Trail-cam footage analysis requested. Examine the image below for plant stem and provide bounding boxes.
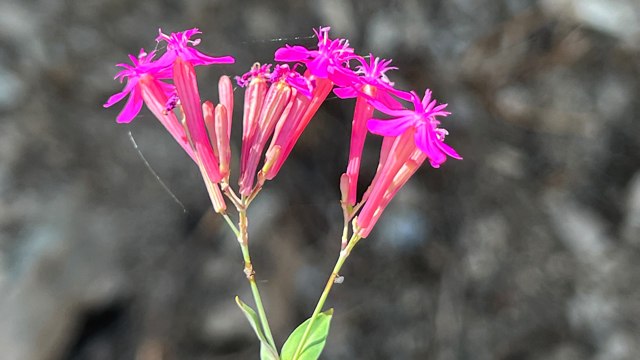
[222,213,240,237]
[341,217,349,251]
[292,234,361,360]
[238,208,277,350]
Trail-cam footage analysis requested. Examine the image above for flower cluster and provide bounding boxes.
[105,26,461,237]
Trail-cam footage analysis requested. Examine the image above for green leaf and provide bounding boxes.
[261,344,279,360]
[280,309,333,360]
[235,296,280,360]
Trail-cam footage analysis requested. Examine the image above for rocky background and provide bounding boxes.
[1,0,639,359]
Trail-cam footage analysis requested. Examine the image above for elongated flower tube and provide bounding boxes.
[355,89,461,237]
[104,49,196,161]
[237,65,300,195]
[342,88,375,207]
[335,56,405,206]
[356,146,427,238]
[173,58,226,212]
[156,28,235,68]
[355,129,417,237]
[173,57,222,183]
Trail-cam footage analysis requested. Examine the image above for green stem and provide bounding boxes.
[238,209,277,350]
[292,234,361,360]
[341,218,349,251]
[222,213,240,237]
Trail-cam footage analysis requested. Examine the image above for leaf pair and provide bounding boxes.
[236,297,333,360]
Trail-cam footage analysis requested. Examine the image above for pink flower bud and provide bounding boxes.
[239,67,268,192]
[239,80,292,195]
[203,101,219,158]
[215,104,231,179]
[218,76,234,138]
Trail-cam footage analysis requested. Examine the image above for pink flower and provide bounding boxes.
[274,27,356,86]
[333,55,397,102]
[335,56,402,206]
[367,89,460,168]
[156,28,235,67]
[104,49,169,123]
[355,89,461,237]
[104,49,195,160]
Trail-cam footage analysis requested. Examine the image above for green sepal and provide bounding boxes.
[280,309,334,360]
[235,296,280,360]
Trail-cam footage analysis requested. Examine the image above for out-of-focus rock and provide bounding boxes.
[545,191,612,263]
[541,0,640,49]
[0,185,129,360]
[621,172,640,247]
[0,67,25,110]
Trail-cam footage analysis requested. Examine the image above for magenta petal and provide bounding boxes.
[392,89,414,102]
[211,55,235,64]
[193,52,235,65]
[368,98,412,117]
[436,139,462,159]
[115,87,143,123]
[414,126,429,154]
[307,56,329,78]
[333,86,357,99]
[427,132,447,166]
[421,90,433,108]
[327,68,356,87]
[104,81,134,107]
[367,118,413,136]
[274,46,311,62]
[415,129,446,166]
[183,28,201,38]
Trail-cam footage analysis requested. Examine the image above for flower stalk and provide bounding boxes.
[292,233,361,360]
[237,206,277,350]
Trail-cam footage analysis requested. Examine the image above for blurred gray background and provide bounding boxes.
[1,0,639,359]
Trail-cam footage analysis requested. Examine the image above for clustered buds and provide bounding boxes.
[105,26,461,236]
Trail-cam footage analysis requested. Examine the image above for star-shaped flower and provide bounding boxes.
[367,89,461,167]
[103,49,173,123]
[274,26,356,86]
[155,28,235,67]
